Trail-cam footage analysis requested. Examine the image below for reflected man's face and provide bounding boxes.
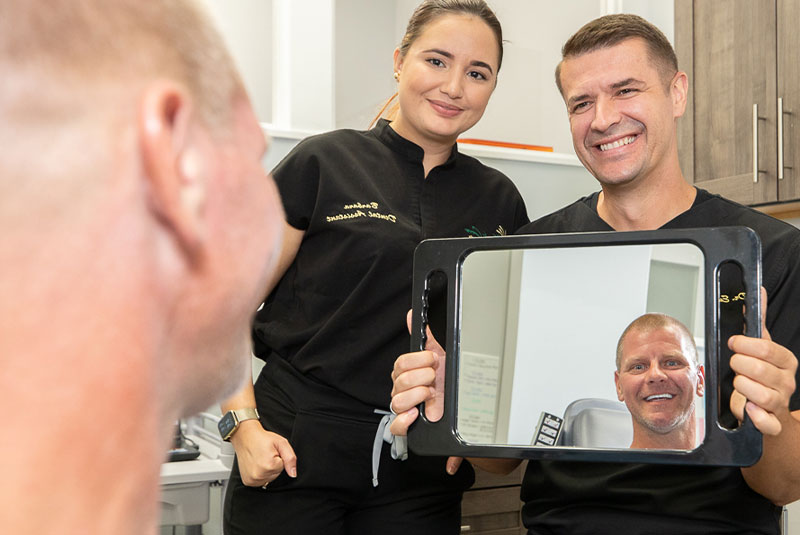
[614,325,704,436]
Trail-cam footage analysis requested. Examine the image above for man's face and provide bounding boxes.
[558,38,685,189]
[614,325,704,436]
[179,98,284,413]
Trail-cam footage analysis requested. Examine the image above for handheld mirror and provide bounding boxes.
[408,227,762,466]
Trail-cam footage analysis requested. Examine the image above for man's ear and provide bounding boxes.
[138,81,207,265]
[614,371,624,401]
[671,71,688,119]
[696,364,705,397]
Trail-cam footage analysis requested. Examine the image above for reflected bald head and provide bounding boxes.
[616,314,698,370]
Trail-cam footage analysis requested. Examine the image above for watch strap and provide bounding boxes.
[231,407,260,423]
[220,407,260,441]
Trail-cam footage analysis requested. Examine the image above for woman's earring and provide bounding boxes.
[393,71,400,82]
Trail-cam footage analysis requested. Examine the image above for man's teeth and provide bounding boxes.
[646,394,674,401]
[599,136,635,151]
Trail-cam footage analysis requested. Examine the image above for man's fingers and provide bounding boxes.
[759,287,772,341]
[391,366,436,397]
[730,390,746,422]
[392,350,437,383]
[732,374,783,414]
[391,385,437,415]
[729,336,794,370]
[405,308,445,356]
[745,401,782,436]
[446,456,463,475]
[389,407,419,436]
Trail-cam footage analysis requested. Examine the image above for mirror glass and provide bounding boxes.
[456,243,705,452]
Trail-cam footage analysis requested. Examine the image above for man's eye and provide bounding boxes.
[631,363,645,372]
[618,88,638,96]
[572,101,589,113]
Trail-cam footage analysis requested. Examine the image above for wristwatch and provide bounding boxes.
[218,408,260,441]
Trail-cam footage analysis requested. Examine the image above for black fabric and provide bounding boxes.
[516,188,800,535]
[253,119,529,408]
[223,358,474,535]
[239,120,527,533]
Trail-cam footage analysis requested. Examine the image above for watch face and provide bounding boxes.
[218,412,237,440]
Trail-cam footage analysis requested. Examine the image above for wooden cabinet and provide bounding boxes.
[460,465,524,535]
[675,0,800,207]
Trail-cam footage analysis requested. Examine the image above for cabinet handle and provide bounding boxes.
[778,97,792,180]
[778,98,783,180]
[460,525,472,532]
[753,104,767,183]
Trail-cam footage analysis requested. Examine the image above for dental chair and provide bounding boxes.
[556,397,632,448]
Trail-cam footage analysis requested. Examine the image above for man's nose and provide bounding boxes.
[591,95,621,132]
[646,363,668,382]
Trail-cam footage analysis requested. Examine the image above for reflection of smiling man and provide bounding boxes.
[614,314,704,449]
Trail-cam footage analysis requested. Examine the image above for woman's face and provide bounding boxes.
[392,14,499,148]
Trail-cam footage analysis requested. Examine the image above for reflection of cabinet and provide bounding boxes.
[675,0,800,208]
[460,465,524,535]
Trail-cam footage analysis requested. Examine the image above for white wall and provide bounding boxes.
[198,0,273,123]
[205,0,674,155]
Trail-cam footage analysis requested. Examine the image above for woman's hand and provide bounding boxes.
[230,420,297,487]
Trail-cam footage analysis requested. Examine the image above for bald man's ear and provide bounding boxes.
[696,365,705,398]
[614,371,624,401]
[139,81,206,265]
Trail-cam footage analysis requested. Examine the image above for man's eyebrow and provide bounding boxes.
[422,48,494,74]
[567,93,590,108]
[567,78,646,108]
[610,77,645,89]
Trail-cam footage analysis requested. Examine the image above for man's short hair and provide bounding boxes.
[615,313,698,371]
[555,13,678,95]
[0,0,242,128]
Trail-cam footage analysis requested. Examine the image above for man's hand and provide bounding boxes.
[230,420,298,487]
[389,310,463,475]
[730,287,798,435]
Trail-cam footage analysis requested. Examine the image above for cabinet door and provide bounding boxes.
[677,0,777,204]
[777,0,800,201]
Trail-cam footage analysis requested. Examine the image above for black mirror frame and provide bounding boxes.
[408,227,763,466]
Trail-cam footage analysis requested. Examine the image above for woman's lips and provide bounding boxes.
[429,99,463,117]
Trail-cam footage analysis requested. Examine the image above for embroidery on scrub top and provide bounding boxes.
[326,201,397,224]
[464,225,509,238]
[719,292,746,303]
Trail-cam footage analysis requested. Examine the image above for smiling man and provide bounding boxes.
[614,314,705,450]
[390,13,800,535]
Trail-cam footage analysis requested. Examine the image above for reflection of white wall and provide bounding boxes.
[648,243,704,339]
[506,246,652,444]
[459,251,513,442]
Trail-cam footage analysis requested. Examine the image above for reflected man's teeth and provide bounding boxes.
[646,393,674,401]
[600,136,636,151]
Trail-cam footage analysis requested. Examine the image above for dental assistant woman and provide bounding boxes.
[221,1,529,533]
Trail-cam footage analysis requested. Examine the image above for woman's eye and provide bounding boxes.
[427,58,444,67]
[468,70,488,81]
